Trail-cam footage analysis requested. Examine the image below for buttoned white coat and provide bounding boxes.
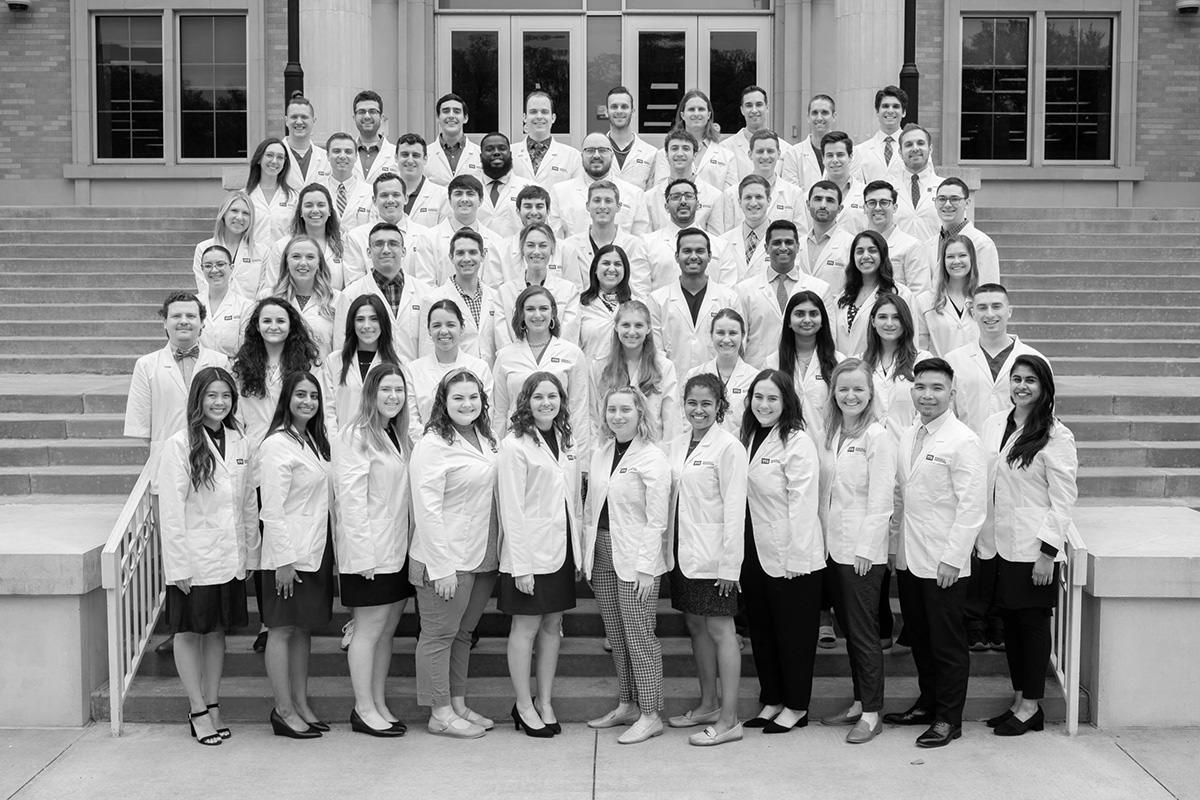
[582,437,672,581]
[332,425,412,575]
[425,137,483,187]
[497,430,583,577]
[258,430,333,572]
[648,280,740,379]
[819,421,896,566]
[669,425,748,582]
[192,236,266,300]
[746,424,823,576]
[332,273,430,362]
[492,337,590,463]
[511,138,582,188]
[946,336,1047,434]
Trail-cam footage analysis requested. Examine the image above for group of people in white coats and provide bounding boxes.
[135,77,1076,749]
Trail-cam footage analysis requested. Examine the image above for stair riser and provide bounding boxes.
[0,322,162,337]
[1003,261,1200,275]
[1055,395,1199,415]
[1079,473,1200,498]
[991,234,1199,246]
[1064,419,1200,440]
[2,245,195,257]
[1002,247,1200,260]
[0,418,125,439]
[0,274,191,289]
[0,219,212,232]
[984,220,1199,234]
[0,393,125,414]
[1009,291,1200,306]
[0,357,138,375]
[1014,324,1200,340]
[0,304,159,320]
[1079,447,1200,468]
[976,208,1200,221]
[0,206,213,218]
[1008,277,1200,291]
[4,472,138,495]
[1018,307,1200,322]
[0,338,165,356]
[0,259,200,273]
[0,443,148,467]
[1027,341,1200,358]
[1052,360,1200,377]
[0,231,212,244]
[0,289,197,303]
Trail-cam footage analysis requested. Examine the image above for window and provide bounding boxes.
[959,14,1114,163]
[93,11,248,161]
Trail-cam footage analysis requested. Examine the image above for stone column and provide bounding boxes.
[299,0,373,143]
[833,0,904,141]
[399,0,436,141]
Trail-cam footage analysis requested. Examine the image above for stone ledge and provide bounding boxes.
[0,503,122,595]
[1078,506,1200,598]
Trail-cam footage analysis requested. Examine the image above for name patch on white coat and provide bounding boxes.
[925,454,948,465]
[236,458,246,465]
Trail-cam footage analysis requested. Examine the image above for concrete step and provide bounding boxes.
[0,217,211,232]
[1013,322,1200,340]
[0,375,129,413]
[1009,290,1200,306]
[0,303,159,320]
[1077,441,1200,468]
[2,244,195,258]
[0,411,125,439]
[0,205,212,218]
[982,219,1199,234]
[0,463,140,494]
[0,354,138,374]
[1077,466,1200,498]
[0,438,148,467]
[1018,306,1200,323]
[0,320,161,337]
[0,259,196,274]
[0,336,163,356]
[975,207,1200,221]
[0,273,190,289]
[1060,415,1200,441]
[0,230,210,245]
[1026,339,1200,359]
[0,288,194,304]
[1007,275,1200,291]
[1049,357,1200,377]
[1056,391,1200,417]
[94,674,1068,724]
[1002,246,1200,260]
[1077,495,1200,510]
[990,233,1200,246]
[1002,260,1199,276]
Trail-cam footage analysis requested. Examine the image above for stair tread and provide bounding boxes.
[0,464,142,474]
[1077,465,1200,475]
[1078,440,1200,449]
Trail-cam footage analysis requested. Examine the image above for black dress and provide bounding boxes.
[670,435,739,617]
[498,429,578,615]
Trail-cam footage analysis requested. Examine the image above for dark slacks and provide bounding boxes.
[895,568,971,726]
[829,561,886,712]
[1001,607,1052,700]
[740,522,822,710]
[965,554,1004,641]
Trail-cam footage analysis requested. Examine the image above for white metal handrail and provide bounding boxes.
[100,465,163,737]
[1051,524,1088,735]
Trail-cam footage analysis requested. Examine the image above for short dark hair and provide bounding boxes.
[808,93,836,113]
[372,172,405,197]
[525,90,553,111]
[938,177,971,200]
[324,131,356,151]
[675,226,711,254]
[481,131,510,147]
[447,174,483,198]
[765,219,799,241]
[864,179,898,203]
[898,123,930,147]
[808,179,843,204]
[449,228,485,255]
[352,89,382,113]
[740,85,768,103]
[739,174,771,198]
[395,133,427,156]
[749,129,780,148]
[820,130,854,157]
[664,129,699,151]
[435,92,469,118]
[972,282,1009,299]
[160,291,206,322]
[606,85,634,104]
[664,177,698,200]
[874,85,908,111]
[515,184,551,208]
[368,222,404,246]
[913,356,954,382]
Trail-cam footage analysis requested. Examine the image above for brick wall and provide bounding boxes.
[0,0,73,184]
[1135,0,1200,182]
[264,1,289,139]
[914,0,946,164]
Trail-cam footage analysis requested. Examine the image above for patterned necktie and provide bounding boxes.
[490,179,501,206]
[745,229,759,264]
[173,346,199,362]
[911,173,921,208]
[773,272,790,312]
[910,425,928,468]
[337,182,348,217]
[884,136,894,165]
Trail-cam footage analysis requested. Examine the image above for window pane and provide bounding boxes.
[708,31,757,136]
[523,31,571,135]
[637,30,685,134]
[451,30,499,133]
[95,16,163,159]
[1043,17,1113,160]
[586,16,621,134]
[179,15,247,158]
[959,17,1028,161]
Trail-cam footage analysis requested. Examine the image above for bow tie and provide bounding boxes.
[173,346,200,362]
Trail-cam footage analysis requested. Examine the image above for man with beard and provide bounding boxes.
[476,132,530,238]
[863,179,931,295]
[648,228,740,378]
[426,93,483,186]
[412,175,504,287]
[798,180,853,293]
[782,94,843,196]
[334,222,429,361]
[350,90,397,186]
[645,130,721,234]
[711,129,806,236]
[893,124,943,243]
[645,178,739,289]
[511,91,581,189]
[342,172,429,284]
[604,86,658,191]
[549,132,650,238]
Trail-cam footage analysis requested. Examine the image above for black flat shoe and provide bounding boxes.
[270,709,321,739]
[351,709,406,738]
[763,713,808,734]
[994,707,1043,737]
[884,706,935,726]
[189,710,222,746]
[155,634,175,656]
[388,719,408,734]
[252,630,268,653]
[511,704,554,738]
[206,703,231,739]
[915,721,961,748]
[986,709,1015,728]
[744,709,781,728]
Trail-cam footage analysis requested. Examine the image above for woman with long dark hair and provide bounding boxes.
[259,370,335,739]
[578,244,634,363]
[590,300,678,445]
[861,292,932,438]
[772,290,844,444]
[834,230,916,357]
[409,299,494,438]
[409,368,501,739]
[245,137,295,245]
[158,366,255,746]
[320,293,402,435]
[497,371,583,737]
[332,363,415,737]
[981,354,1077,736]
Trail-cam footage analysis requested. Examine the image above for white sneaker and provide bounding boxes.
[617,715,664,744]
[340,619,355,651]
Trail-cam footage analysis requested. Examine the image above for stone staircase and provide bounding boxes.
[2,203,1196,724]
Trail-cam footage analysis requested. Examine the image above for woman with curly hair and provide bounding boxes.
[267,182,346,290]
[192,191,266,299]
[158,366,256,746]
[834,229,917,357]
[497,371,583,737]
[589,300,678,446]
[265,235,340,356]
[245,137,295,245]
[408,367,501,739]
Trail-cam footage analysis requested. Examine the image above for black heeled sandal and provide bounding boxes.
[206,703,231,739]
[189,710,222,746]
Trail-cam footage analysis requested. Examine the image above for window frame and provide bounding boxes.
[175,12,251,164]
[69,0,264,177]
[941,0,1141,181]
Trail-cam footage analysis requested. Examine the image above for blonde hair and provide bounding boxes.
[600,386,654,442]
[273,234,336,321]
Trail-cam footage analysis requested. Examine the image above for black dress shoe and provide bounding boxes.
[351,709,405,738]
[986,709,1014,728]
[763,714,809,734]
[388,719,408,734]
[915,721,962,748]
[883,706,935,726]
[270,709,321,739]
[252,630,268,653]
[305,719,331,732]
[994,707,1043,737]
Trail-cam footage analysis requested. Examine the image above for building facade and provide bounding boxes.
[0,0,1196,207]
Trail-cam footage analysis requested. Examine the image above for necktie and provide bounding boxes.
[884,136,894,165]
[910,425,928,468]
[337,182,348,217]
[911,173,921,208]
[173,346,199,362]
[773,272,790,312]
[490,179,501,206]
[745,229,759,264]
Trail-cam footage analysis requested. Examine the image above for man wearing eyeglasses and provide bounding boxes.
[549,132,650,239]
[645,130,721,234]
[893,124,942,242]
[644,178,739,289]
[350,90,398,186]
[923,178,1000,285]
[863,179,933,295]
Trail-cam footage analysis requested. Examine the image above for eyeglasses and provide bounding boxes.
[354,109,382,118]
[935,195,966,206]
[203,261,231,269]
[582,147,613,155]
[667,192,697,202]
[864,199,894,209]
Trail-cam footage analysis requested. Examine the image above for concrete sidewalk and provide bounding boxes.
[2,722,1197,800]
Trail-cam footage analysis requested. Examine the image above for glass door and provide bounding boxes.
[436,15,585,145]
[622,15,771,147]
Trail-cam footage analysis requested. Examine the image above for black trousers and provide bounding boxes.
[829,561,886,712]
[1001,607,1052,700]
[741,523,822,710]
[822,568,893,640]
[965,554,1004,641]
[896,568,971,726]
